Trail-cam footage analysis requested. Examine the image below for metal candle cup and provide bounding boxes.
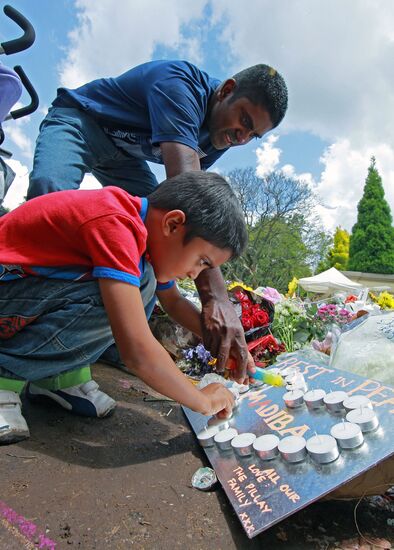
[278,435,307,463]
[214,428,238,451]
[323,391,348,412]
[343,395,373,412]
[303,389,326,409]
[285,373,308,393]
[281,366,299,378]
[253,434,280,460]
[197,425,220,447]
[231,433,256,457]
[306,434,339,464]
[283,389,304,408]
[207,416,230,431]
[330,421,364,449]
[346,408,379,433]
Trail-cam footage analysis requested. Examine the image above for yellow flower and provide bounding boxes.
[286,277,299,298]
[377,291,394,310]
[227,281,253,292]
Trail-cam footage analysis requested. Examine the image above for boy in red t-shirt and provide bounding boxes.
[0,171,250,444]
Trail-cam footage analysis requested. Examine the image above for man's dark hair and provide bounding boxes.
[230,64,288,128]
[148,171,247,259]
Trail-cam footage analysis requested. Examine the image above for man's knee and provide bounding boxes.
[28,173,80,200]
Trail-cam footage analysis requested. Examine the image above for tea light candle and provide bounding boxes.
[283,389,304,408]
[343,395,373,412]
[323,391,348,412]
[303,389,326,409]
[278,435,307,463]
[346,408,379,432]
[207,415,230,431]
[330,421,364,449]
[306,434,339,463]
[197,425,220,447]
[281,366,299,378]
[286,373,308,392]
[214,428,238,451]
[253,434,280,460]
[231,433,256,457]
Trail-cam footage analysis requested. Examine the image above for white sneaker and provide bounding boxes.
[26,379,116,418]
[0,390,30,444]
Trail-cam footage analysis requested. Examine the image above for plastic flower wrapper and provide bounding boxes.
[227,282,275,342]
[254,286,282,305]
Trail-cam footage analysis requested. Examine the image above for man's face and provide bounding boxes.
[208,80,273,150]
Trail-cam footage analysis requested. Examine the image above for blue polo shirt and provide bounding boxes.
[53,60,228,169]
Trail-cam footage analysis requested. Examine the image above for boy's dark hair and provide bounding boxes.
[230,64,288,128]
[148,171,247,259]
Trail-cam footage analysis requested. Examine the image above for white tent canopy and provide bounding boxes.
[298,267,363,294]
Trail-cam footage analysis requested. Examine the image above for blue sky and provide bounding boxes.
[1,0,394,233]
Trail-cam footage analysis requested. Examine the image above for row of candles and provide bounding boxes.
[197,368,380,464]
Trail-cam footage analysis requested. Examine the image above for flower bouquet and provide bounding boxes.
[180,343,217,378]
[248,334,286,367]
[228,283,275,342]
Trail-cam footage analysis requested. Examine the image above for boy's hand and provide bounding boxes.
[199,383,235,417]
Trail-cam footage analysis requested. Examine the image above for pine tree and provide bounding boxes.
[330,227,350,270]
[318,227,349,272]
[348,157,394,273]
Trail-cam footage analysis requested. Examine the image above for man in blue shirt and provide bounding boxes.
[27,59,288,415]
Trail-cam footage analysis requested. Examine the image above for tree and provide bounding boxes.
[317,226,349,272]
[348,157,394,273]
[222,167,331,291]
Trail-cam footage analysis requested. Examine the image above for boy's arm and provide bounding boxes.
[156,284,202,337]
[99,278,234,416]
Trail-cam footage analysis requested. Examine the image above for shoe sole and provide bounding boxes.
[26,384,116,418]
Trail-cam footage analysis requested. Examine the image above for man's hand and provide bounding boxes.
[195,267,251,384]
[199,383,234,417]
[201,297,250,383]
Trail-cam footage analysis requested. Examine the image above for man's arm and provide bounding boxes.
[160,141,252,383]
[156,284,202,337]
[99,278,234,416]
[160,142,201,176]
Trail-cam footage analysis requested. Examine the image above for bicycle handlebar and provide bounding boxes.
[1,5,35,55]
[7,65,39,119]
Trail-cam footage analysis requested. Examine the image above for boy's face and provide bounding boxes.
[149,227,231,283]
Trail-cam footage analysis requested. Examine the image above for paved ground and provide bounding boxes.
[1,363,392,549]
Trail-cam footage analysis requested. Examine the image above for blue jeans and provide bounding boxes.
[0,265,156,382]
[28,106,159,365]
[28,107,159,199]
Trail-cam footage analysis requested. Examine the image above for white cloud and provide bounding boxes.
[255,135,394,233]
[60,0,208,87]
[255,134,281,177]
[315,140,394,232]
[80,173,102,190]
[2,102,34,160]
[211,1,394,146]
[2,159,29,210]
